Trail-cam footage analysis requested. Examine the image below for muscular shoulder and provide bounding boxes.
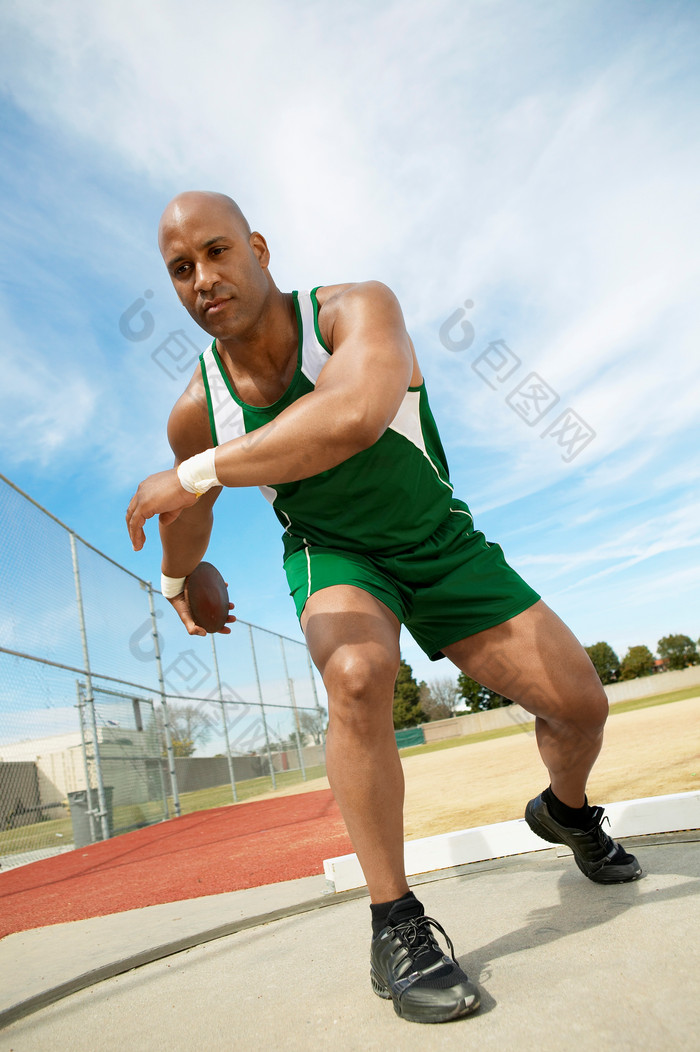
[167,367,213,464]
[315,281,403,350]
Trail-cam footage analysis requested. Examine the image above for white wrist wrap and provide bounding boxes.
[177,448,220,497]
[161,573,186,599]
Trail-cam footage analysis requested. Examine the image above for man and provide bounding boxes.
[126,191,642,1025]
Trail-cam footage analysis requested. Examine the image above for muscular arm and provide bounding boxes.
[214,281,415,487]
[126,281,417,549]
[159,379,221,578]
[155,379,230,636]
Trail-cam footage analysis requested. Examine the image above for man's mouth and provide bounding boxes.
[203,297,229,314]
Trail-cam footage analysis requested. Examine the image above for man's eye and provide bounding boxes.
[174,264,190,276]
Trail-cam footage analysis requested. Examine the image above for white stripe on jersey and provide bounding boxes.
[298,291,331,383]
[388,392,453,492]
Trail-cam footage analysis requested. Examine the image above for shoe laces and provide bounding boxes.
[583,809,620,864]
[391,915,457,965]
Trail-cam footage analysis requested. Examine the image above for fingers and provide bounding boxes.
[169,594,206,637]
[215,603,236,635]
[125,503,147,551]
[125,469,192,551]
[125,488,152,550]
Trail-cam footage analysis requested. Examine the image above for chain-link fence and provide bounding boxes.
[0,474,327,870]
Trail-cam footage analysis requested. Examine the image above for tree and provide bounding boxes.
[393,659,426,729]
[419,682,450,721]
[585,641,620,684]
[456,672,482,713]
[275,728,306,752]
[156,702,213,757]
[299,707,327,745]
[456,673,512,712]
[428,677,460,719]
[619,645,655,681]
[657,634,699,671]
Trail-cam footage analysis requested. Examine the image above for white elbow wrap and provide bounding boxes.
[177,448,220,497]
[161,573,187,599]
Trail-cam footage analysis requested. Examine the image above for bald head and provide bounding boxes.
[158,191,251,253]
[157,189,275,339]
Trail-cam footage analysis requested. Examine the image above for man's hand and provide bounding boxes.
[167,590,236,637]
[126,468,198,551]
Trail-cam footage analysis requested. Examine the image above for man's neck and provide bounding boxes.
[214,289,298,407]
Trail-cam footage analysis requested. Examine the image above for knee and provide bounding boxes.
[324,649,399,731]
[579,679,609,735]
[535,667,608,738]
[556,666,608,738]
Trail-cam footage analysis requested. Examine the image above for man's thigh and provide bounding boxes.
[301,584,402,693]
[443,600,607,725]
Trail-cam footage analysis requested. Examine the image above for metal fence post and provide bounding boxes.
[146,584,181,817]
[280,638,306,779]
[211,636,238,802]
[70,534,110,842]
[306,647,327,753]
[75,681,97,844]
[248,624,277,790]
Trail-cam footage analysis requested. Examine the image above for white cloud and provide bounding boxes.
[0,319,99,467]
[1,0,699,675]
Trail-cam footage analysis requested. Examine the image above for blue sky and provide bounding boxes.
[1,0,699,688]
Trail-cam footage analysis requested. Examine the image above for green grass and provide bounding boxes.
[173,763,328,815]
[606,686,700,715]
[0,814,74,855]
[399,720,536,758]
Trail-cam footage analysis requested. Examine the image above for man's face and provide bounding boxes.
[159,196,271,340]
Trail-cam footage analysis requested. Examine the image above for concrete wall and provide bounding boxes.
[422,705,531,743]
[35,749,84,804]
[273,744,326,772]
[0,730,166,810]
[419,667,700,746]
[0,762,41,828]
[174,755,259,793]
[0,737,87,809]
[604,665,700,704]
[172,744,327,795]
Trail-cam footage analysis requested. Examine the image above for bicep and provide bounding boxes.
[315,283,415,434]
[167,379,217,465]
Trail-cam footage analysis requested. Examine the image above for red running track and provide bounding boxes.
[0,789,353,937]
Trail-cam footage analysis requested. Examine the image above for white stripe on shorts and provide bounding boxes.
[304,543,312,602]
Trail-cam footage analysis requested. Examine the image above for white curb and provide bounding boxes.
[323,790,700,892]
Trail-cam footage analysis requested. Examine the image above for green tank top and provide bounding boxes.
[200,287,470,559]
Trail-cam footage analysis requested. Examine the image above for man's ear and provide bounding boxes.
[250,231,270,267]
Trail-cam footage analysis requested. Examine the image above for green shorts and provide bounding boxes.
[284,505,540,660]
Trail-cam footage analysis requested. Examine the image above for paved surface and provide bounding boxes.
[1,832,699,1051]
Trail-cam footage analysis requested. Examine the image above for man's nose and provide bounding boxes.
[193,261,219,292]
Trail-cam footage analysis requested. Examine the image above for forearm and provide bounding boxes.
[160,502,214,577]
[213,388,375,489]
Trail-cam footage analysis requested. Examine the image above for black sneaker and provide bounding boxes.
[370,912,480,1024]
[525,793,642,884]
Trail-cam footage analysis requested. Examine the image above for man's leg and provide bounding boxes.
[301,584,408,903]
[443,598,641,883]
[302,584,481,1022]
[443,599,606,807]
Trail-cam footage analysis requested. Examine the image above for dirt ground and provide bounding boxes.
[402,695,700,838]
[265,696,700,840]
